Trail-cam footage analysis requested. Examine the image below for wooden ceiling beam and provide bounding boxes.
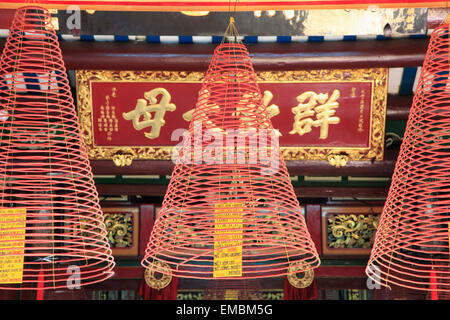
[91,148,399,177]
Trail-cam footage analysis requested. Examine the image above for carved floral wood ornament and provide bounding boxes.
[104,213,134,248]
[101,207,139,257]
[321,206,383,257]
[328,214,380,249]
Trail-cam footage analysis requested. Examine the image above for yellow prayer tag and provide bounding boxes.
[0,208,26,284]
[213,203,243,278]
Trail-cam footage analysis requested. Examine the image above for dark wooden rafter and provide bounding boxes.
[386,95,412,120]
[91,148,399,177]
[77,265,369,293]
[92,147,396,197]
[102,264,367,280]
[95,183,388,198]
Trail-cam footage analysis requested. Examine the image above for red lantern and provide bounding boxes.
[0,7,115,290]
[366,22,450,292]
[141,31,320,280]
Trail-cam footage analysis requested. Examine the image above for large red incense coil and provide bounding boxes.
[141,39,320,279]
[366,22,450,292]
[0,6,115,290]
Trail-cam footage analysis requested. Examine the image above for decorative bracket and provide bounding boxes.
[112,153,134,167]
[327,153,349,168]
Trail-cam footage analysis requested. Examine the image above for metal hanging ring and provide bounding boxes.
[287,262,314,289]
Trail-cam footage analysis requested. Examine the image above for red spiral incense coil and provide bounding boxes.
[141,39,320,280]
[0,6,115,290]
[366,22,450,292]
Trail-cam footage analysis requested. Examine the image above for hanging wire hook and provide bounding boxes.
[222,16,241,44]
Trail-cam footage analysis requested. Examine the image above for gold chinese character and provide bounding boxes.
[182,88,224,133]
[123,88,176,139]
[262,90,280,118]
[314,89,340,139]
[236,90,280,126]
[98,92,119,141]
[290,89,340,139]
[289,91,319,136]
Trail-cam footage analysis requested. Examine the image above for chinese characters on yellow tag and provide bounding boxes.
[0,208,26,284]
[122,88,176,139]
[289,89,340,139]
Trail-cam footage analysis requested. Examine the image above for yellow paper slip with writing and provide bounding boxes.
[0,208,26,284]
[213,203,243,278]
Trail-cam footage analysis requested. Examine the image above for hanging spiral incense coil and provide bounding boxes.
[366,22,450,293]
[0,6,115,290]
[141,25,320,279]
